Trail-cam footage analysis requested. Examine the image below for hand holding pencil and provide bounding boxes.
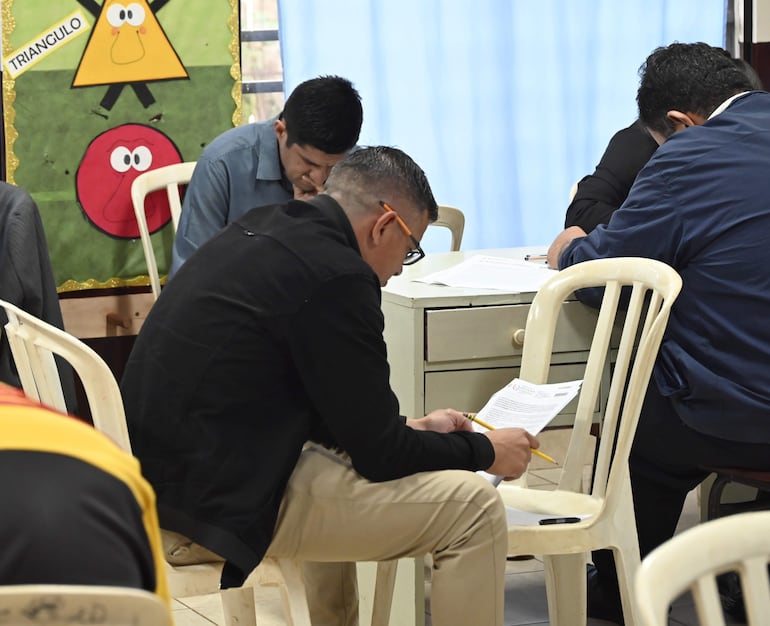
[463,412,557,466]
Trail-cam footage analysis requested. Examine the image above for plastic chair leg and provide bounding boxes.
[370,560,398,626]
[276,559,312,626]
[544,552,587,626]
[221,586,258,626]
[613,541,642,626]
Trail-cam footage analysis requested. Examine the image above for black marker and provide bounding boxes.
[538,516,581,525]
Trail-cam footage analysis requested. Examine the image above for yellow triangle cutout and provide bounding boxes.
[73,0,188,87]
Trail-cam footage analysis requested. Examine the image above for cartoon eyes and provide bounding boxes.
[106,3,147,28]
[110,145,152,173]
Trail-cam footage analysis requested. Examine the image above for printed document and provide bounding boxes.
[473,378,582,487]
[474,378,582,434]
[414,255,555,291]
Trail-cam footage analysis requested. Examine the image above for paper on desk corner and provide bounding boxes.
[414,255,555,291]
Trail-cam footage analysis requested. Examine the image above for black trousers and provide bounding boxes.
[593,382,770,581]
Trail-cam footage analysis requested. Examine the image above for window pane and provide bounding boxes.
[241,41,283,83]
[241,0,279,30]
[242,92,285,125]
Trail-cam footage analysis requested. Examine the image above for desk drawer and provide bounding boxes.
[425,300,598,363]
[424,363,600,426]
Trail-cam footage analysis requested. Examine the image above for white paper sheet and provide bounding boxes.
[471,378,582,485]
[474,378,583,435]
[414,255,556,292]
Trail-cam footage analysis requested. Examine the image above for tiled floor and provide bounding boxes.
[169,431,746,625]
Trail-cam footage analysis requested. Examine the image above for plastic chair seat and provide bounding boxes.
[703,466,770,520]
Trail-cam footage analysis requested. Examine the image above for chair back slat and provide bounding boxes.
[636,511,770,625]
[1,299,131,452]
[131,161,197,300]
[517,258,681,502]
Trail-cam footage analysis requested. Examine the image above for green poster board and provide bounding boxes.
[2,0,240,290]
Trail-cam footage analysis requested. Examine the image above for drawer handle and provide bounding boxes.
[512,328,526,347]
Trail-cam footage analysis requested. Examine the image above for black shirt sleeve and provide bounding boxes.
[565,119,659,233]
[285,273,495,482]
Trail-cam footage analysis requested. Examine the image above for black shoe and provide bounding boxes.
[587,564,625,625]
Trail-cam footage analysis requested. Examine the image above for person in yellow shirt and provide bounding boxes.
[0,383,168,605]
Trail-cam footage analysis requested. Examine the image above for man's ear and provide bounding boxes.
[370,210,396,246]
[274,118,286,139]
[354,211,391,261]
[667,110,705,130]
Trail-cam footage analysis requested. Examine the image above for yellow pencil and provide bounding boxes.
[463,412,558,464]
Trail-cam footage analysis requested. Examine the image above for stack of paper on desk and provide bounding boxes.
[414,255,556,291]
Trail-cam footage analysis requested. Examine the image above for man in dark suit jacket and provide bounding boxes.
[549,42,770,624]
[0,182,77,413]
[564,119,658,233]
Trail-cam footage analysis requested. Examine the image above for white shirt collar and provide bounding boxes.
[708,91,750,119]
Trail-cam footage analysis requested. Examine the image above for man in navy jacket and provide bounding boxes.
[548,42,770,624]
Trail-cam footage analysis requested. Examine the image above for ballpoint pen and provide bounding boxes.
[524,254,548,262]
[462,412,558,464]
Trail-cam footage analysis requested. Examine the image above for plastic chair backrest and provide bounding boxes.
[433,205,465,251]
[0,584,171,625]
[569,180,579,202]
[0,299,131,452]
[131,161,197,300]
[519,257,682,500]
[635,511,770,626]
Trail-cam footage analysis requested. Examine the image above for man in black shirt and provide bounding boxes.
[122,146,538,626]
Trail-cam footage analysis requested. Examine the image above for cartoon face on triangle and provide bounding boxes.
[72,0,188,87]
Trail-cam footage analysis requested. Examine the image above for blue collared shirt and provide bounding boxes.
[169,118,293,276]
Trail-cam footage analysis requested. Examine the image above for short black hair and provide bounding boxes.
[732,57,764,90]
[637,42,755,138]
[325,146,439,222]
[280,75,363,154]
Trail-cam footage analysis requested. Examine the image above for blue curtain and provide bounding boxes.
[277,0,725,251]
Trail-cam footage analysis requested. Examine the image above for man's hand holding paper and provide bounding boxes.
[486,428,540,480]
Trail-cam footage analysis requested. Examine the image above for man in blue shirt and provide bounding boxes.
[170,75,363,276]
[548,43,770,624]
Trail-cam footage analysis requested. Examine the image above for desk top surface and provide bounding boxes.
[382,246,553,308]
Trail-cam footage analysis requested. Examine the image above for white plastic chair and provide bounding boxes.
[635,511,770,626]
[0,584,171,625]
[569,180,579,201]
[433,205,465,251]
[497,257,682,626]
[0,299,311,626]
[131,162,196,300]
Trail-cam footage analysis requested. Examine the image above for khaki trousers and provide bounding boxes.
[265,446,508,626]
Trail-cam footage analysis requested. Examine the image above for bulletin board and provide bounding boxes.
[1,0,241,290]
